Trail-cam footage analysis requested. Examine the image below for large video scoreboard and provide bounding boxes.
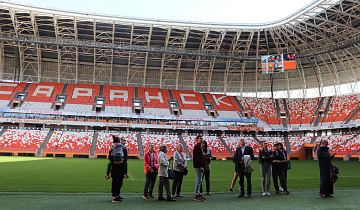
[262,53,296,74]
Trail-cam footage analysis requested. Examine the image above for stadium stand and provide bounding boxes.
[44,131,63,151]
[333,135,360,155]
[138,87,171,108]
[181,109,209,118]
[258,98,280,125]
[257,137,285,150]
[244,97,267,123]
[288,136,313,152]
[20,102,53,111]
[315,134,356,150]
[55,131,94,152]
[63,104,94,113]
[284,99,302,124]
[141,133,180,154]
[217,111,241,119]
[221,136,262,155]
[96,132,138,154]
[0,129,49,151]
[301,98,318,124]
[143,108,172,117]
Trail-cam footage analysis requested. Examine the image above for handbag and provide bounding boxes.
[168,160,175,180]
[182,168,188,176]
[286,161,291,170]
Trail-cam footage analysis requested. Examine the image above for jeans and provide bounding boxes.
[239,171,252,194]
[272,168,287,192]
[144,172,157,195]
[172,170,184,195]
[200,170,210,193]
[260,162,272,192]
[111,163,126,197]
[158,176,171,199]
[194,168,203,197]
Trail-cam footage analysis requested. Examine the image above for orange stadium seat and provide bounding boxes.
[287,98,303,124]
[0,82,19,99]
[96,132,138,154]
[138,87,171,108]
[55,131,93,152]
[141,134,180,154]
[220,136,262,155]
[0,129,49,151]
[301,98,319,124]
[172,90,205,109]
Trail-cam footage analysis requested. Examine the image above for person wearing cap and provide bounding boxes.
[272,143,289,195]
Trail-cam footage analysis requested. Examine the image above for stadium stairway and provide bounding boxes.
[217,135,234,155]
[178,134,192,159]
[283,135,292,155]
[36,130,54,157]
[331,133,359,152]
[310,136,318,144]
[137,133,144,159]
[89,132,99,158]
[253,135,262,145]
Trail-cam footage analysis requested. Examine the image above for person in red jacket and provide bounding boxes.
[143,144,159,199]
[193,135,206,202]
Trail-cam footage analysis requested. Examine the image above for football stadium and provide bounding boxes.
[0,0,360,209]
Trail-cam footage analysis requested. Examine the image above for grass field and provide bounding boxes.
[0,156,359,209]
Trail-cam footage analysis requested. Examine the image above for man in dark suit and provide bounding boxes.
[233,138,254,198]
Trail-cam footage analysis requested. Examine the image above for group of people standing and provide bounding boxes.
[106,135,335,203]
[142,135,212,202]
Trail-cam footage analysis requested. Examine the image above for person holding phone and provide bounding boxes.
[317,139,335,198]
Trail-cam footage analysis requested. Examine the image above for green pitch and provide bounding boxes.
[0,156,359,209]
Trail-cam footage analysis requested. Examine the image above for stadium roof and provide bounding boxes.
[0,0,359,98]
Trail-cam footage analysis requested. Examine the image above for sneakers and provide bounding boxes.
[279,187,284,192]
[143,194,149,199]
[238,193,244,198]
[206,193,212,196]
[194,196,204,202]
[229,188,233,192]
[246,193,251,198]
[266,192,271,196]
[262,192,266,196]
[284,191,290,195]
[175,194,183,197]
[112,196,122,203]
[148,194,154,198]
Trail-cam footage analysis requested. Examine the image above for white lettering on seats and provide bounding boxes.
[33,85,54,97]
[180,93,199,105]
[72,88,93,98]
[110,90,128,101]
[145,92,164,103]
[212,95,232,106]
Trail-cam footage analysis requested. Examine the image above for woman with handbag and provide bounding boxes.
[157,144,176,202]
[200,140,212,196]
[143,144,159,199]
[172,144,187,198]
[279,143,288,192]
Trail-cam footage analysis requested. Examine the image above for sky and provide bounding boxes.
[14,0,315,24]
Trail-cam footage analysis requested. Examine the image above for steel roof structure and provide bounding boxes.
[0,0,359,97]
